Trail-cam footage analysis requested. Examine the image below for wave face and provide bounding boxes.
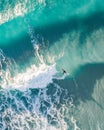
[0,0,104,130]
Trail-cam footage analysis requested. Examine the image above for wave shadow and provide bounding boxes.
[53,63,104,109]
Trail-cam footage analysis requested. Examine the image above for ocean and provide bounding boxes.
[0,0,104,130]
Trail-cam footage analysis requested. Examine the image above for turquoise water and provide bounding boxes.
[0,0,104,129]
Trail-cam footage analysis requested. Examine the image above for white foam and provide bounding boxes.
[14,3,27,16]
[0,3,27,24]
[0,52,67,91]
[1,63,57,90]
[0,84,69,130]
[0,0,46,25]
[71,116,80,130]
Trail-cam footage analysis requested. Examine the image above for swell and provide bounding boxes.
[0,0,104,88]
[0,0,104,44]
[0,26,104,90]
[0,1,104,129]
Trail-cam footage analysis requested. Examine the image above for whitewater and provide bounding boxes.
[0,0,104,130]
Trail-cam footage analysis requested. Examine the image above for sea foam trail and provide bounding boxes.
[0,0,45,25]
[0,28,104,90]
[0,48,76,130]
[0,46,59,90]
[6,63,57,90]
[1,0,104,25]
[0,83,72,130]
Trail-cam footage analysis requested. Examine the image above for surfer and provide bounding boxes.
[62,69,67,74]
